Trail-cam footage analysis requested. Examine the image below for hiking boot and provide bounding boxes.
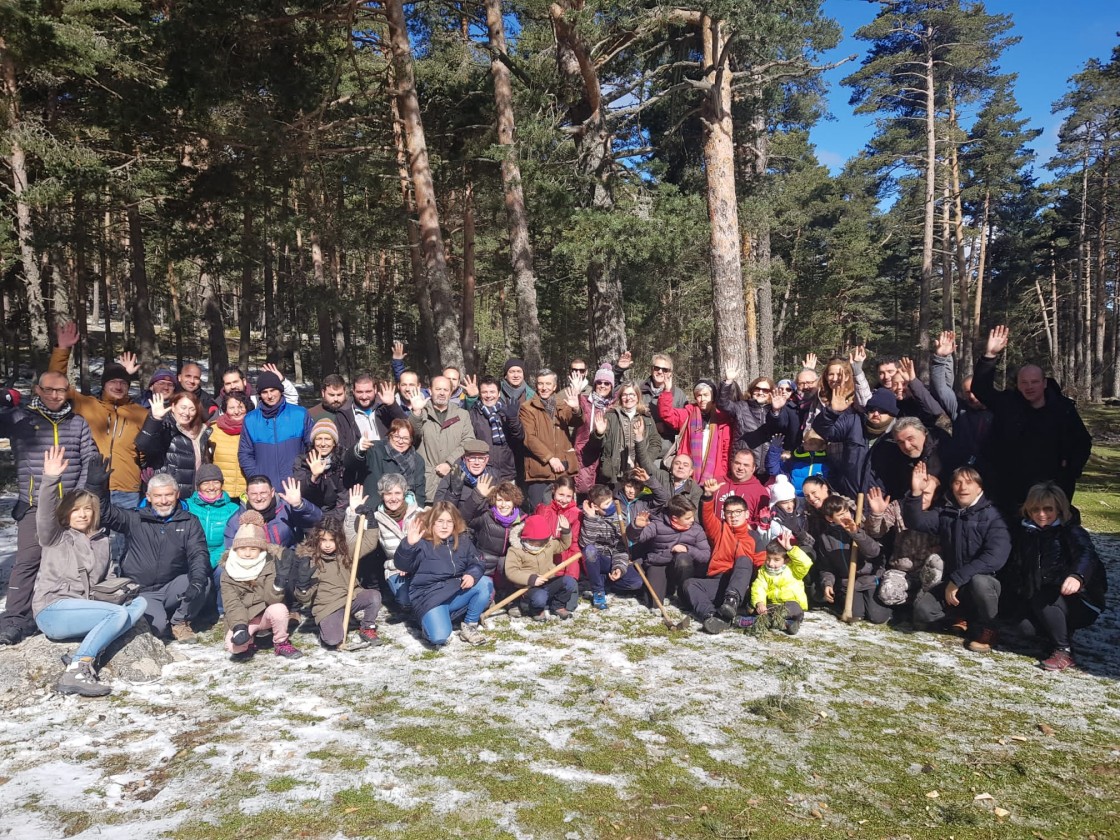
[0,625,24,646]
[785,617,802,636]
[591,592,608,611]
[170,622,197,643]
[358,627,386,646]
[459,622,487,646]
[702,613,730,635]
[1040,649,1074,671]
[717,591,742,623]
[553,607,573,621]
[274,640,304,659]
[230,624,251,647]
[967,627,997,653]
[230,642,257,662]
[55,660,111,698]
[506,605,523,619]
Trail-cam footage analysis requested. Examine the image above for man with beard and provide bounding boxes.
[239,370,313,489]
[708,449,771,524]
[389,341,431,415]
[408,375,474,501]
[217,364,299,409]
[310,373,403,486]
[465,375,523,482]
[811,387,901,499]
[0,371,95,645]
[223,475,324,550]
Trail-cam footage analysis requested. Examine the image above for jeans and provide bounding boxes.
[420,576,495,645]
[525,576,577,614]
[35,597,149,660]
[212,566,225,616]
[583,544,642,595]
[386,573,412,610]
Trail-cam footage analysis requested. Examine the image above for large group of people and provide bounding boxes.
[0,322,1108,698]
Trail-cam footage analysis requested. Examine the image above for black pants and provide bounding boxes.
[141,574,210,635]
[913,574,1000,630]
[0,513,42,636]
[684,557,753,617]
[642,553,704,605]
[833,587,892,624]
[1029,586,1100,648]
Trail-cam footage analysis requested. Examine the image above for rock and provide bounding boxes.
[100,618,173,683]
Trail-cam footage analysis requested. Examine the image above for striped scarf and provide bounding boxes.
[478,401,507,446]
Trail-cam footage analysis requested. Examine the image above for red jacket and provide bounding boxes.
[701,495,767,574]
[657,392,733,484]
[535,499,582,579]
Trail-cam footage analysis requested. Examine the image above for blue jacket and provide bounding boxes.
[185,491,240,568]
[394,534,486,622]
[223,496,323,549]
[238,401,312,489]
[903,492,1010,587]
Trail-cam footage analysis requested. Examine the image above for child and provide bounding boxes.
[865,483,943,608]
[747,531,812,635]
[615,467,669,536]
[534,475,582,586]
[295,487,385,650]
[816,494,890,624]
[221,511,303,660]
[628,494,711,606]
[579,484,644,609]
[468,477,525,585]
[763,475,811,545]
[504,513,576,620]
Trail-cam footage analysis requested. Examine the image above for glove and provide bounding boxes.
[2,388,19,409]
[231,624,251,646]
[293,556,314,593]
[273,550,292,594]
[85,456,113,493]
[186,583,205,603]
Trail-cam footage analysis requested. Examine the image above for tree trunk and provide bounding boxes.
[940,179,954,333]
[918,28,937,370]
[126,205,159,379]
[461,179,478,372]
[168,262,184,369]
[1079,149,1092,397]
[486,0,542,373]
[700,15,747,382]
[73,194,89,393]
[239,204,253,372]
[1093,155,1108,400]
[200,270,229,379]
[264,244,279,359]
[384,0,462,371]
[98,195,113,360]
[310,230,337,378]
[968,188,991,375]
[741,232,759,380]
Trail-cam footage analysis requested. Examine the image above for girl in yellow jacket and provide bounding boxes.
[747,531,812,635]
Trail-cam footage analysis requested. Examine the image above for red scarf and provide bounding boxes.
[215,414,243,435]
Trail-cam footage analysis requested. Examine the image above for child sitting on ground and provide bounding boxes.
[504,513,576,620]
[295,486,385,650]
[745,531,812,635]
[221,511,303,660]
[614,467,669,536]
[865,484,943,607]
[580,483,644,609]
[627,494,711,607]
[763,474,812,548]
[817,494,890,624]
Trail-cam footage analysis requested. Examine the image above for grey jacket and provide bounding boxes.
[1,404,94,520]
[32,473,112,615]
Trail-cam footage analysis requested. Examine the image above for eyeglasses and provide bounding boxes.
[752,387,772,394]
[724,508,748,518]
[390,432,411,441]
[39,387,69,396]
[652,365,672,373]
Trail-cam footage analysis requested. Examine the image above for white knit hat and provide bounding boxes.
[769,475,796,505]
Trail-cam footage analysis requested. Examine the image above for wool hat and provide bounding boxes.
[195,463,225,487]
[231,510,269,552]
[520,514,553,542]
[149,368,176,387]
[310,418,339,444]
[503,358,526,376]
[101,363,131,386]
[865,388,900,417]
[693,378,717,396]
[777,379,794,391]
[256,370,283,394]
[769,474,795,505]
[593,365,615,386]
[463,438,490,455]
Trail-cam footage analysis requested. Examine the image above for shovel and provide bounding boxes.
[633,561,690,631]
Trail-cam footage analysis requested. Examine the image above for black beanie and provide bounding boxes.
[101,363,131,386]
[257,371,283,393]
[503,358,526,376]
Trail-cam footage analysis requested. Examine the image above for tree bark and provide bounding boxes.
[98,194,113,360]
[1093,154,1109,400]
[310,230,337,378]
[918,27,937,371]
[200,270,229,380]
[461,179,478,372]
[486,0,542,373]
[1079,149,1092,397]
[239,204,253,373]
[384,0,462,371]
[126,205,160,379]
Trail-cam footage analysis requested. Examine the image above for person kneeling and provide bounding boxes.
[505,513,576,620]
[394,502,495,646]
[221,512,303,660]
[746,532,812,635]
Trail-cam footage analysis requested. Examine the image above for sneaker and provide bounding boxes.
[55,660,111,698]
[230,642,257,662]
[459,622,487,646]
[553,607,573,621]
[506,605,523,619]
[170,622,197,643]
[785,618,802,636]
[734,616,758,629]
[1040,649,1074,671]
[967,627,997,653]
[274,641,304,659]
[717,591,742,623]
[591,592,608,611]
[702,614,730,635]
[531,611,550,622]
[359,627,387,646]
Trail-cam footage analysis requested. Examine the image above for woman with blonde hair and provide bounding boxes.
[595,381,659,486]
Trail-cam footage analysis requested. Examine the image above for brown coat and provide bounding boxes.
[504,529,572,587]
[519,396,581,483]
[220,545,287,628]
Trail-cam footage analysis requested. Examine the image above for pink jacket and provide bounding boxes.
[657,392,733,484]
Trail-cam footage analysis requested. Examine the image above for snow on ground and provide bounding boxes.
[0,495,1118,839]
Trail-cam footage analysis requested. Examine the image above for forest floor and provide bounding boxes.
[0,410,1118,839]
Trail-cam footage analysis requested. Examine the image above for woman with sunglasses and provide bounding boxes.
[716,374,779,478]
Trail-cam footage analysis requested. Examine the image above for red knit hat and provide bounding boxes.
[521,514,553,541]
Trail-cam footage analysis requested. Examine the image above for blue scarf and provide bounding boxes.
[478,401,507,446]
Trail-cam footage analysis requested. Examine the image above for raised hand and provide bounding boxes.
[935,331,956,358]
[57,321,79,350]
[849,345,867,366]
[377,380,396,406]
[348,485,368,513]
[117,351,140,375]
[409,392,428,413]
[867,486,891,516]
[306,451,327,479]
[563,382,580,410]
[392,340,406,361]
[462,374,479,398]
[593,412,608,437]
[803,352,818,371]
[279,477,303,508]
[617,350,632,370]
[898,357,917,382]
[582,499,598,518]
[634,510,651,529]
[631,466,649,483]
[776,529,794,551]
[358,431,373,453]
[261,362,284,381]
[910,461,929,497]
[985,325,1009,357]
[150,393,169,421]
[702,478,721,498]
[475,472,494,499]
[42,445,68,478]
[632,415,646,443]
[405,515,423,545]
[770,391,788,412]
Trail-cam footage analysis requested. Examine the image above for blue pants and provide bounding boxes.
[583,544,642,595]
[109,491,140,564]
[420,576,494,645]
[35,597,149,661]
[387,573,412,610]
[526,576,577,613]
[212,565,225,616]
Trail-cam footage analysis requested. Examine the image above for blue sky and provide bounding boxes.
[812,0,1119,174]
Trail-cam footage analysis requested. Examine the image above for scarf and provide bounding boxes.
[501,380,527,405]
[225,548,268,581]
[260,398,284,420]
[864,414,895,438]
[30,395,73,424]
[540,394,557,419]
[492,506,522,528]
[216,413,243,435]
[478,402,507,446]
[684,407,719,482]
[177,422,203,471]
[459,463,480,488]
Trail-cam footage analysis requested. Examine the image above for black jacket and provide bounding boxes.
[468,401,523,482]
[1015,511,1107,611]
[100,495,210,593]
[902,492,1010,587]
[135,415,212,500]
[291,447,346,516]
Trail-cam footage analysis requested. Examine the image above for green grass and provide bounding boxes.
[1074,405,1120,533]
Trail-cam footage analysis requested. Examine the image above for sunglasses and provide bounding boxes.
[652,365,672,373]
[752,387,772,394]
[571,367,587,374]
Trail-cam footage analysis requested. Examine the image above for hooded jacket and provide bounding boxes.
[750,546,812,610]
[504,528,573,587]
[627,512,711,567]
[223,496,323,549]
[238,399,313,490]
[220,544,291,628]
[700,494,768,575]
[185,490,240,568]
[136,415,212,500]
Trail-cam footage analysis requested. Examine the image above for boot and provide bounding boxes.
[459,622,487,646]
[717,590,742,623]
[56,659,111,697]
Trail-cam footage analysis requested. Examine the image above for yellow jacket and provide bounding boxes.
[49,347,148,493]
[208,423,247,499]
[750,546,812,611]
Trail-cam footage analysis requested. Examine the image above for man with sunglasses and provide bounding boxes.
[0,371,96,645]
[621,352,687,451]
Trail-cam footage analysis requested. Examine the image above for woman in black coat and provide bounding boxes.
[1015,482,1107,671]
[291,418,347,517]
[136,391,212,500]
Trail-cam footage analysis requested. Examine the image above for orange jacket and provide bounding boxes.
[700,494,767,576]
